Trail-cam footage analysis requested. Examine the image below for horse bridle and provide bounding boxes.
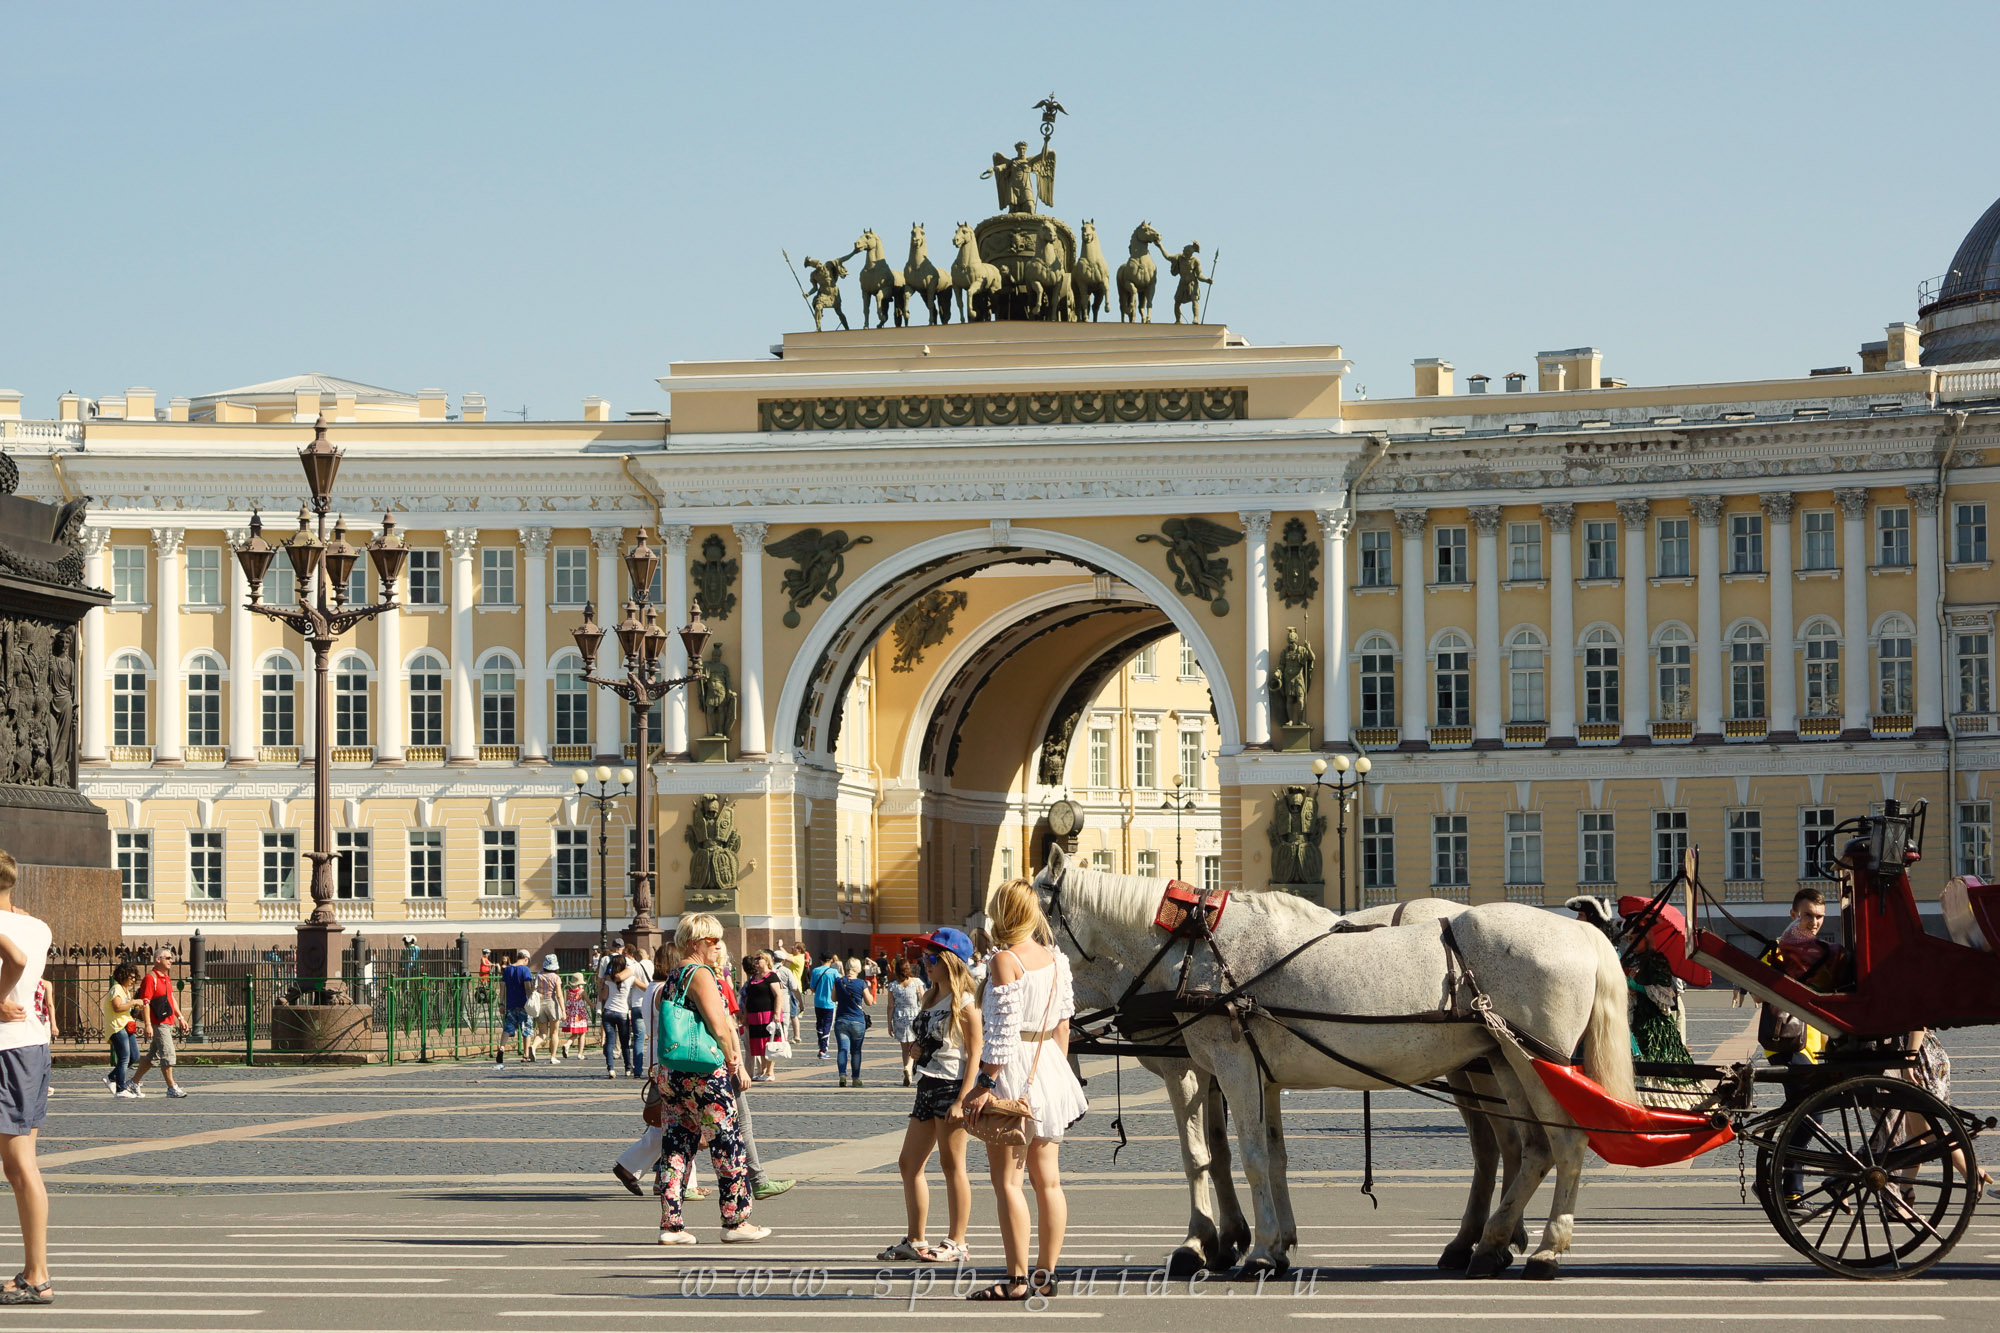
[1035,868,1098,964]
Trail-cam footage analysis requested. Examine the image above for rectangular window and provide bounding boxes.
[1730,513,1763,573]
[261,830,298,900]
[343,561,366,607]
[1133,729,1157,789]
[552,547,590,604]
[261,560,295,607]
[1090,849,1114,873]
[1877,507,1911,566]
[1136,850,1160,879]
[1960,802,1994,879]
[261,662,296,748]
[406,549,443,606]
[407,831,443,899]
[1000,846,1015,881]
[1582,641,1620,725]
[1580,812,1615,885]
[1801,807,1836,880]
[481,548,516,606]
[186,657,221,747]
[1361,816,1395,889]
[1728,810,1763,883]
[1653,810,1689,884]
[1583,521,1618,579]
[1433,527,1468,584]
[334,830,372,900]
[1200,854,1222,894]
[1131,644,1157,679]
[111,547,146,605]
[554,828,590,897]
[482,829,518,897]
[187,831,223,900]
[184,547,220,607]
[1956,503,1989,564]
[1179,729,1204,789]
[1658,635,1693,720]
[115,830,151,901]
[1958,631,1993,715]
[1802,510,1836,569]
[1359,529,1393,586]
[1433,815,1469,886]
[1088,726,1112,788]
[1506,811,1543,885]
[626,828,658,882]
[1507,522,1542,580]
[1360,638,1397,728]
[1179,640,1201,679]
[1656,518,1689,577]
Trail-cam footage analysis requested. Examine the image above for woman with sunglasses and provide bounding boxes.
[876,929,982,1265]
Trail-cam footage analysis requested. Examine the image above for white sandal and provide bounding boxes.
[721,1224,771,1244]
[657,1228,697,1246]
[878,1237,925,1261]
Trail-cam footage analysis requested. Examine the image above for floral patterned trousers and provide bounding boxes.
[654,1065,752,1230]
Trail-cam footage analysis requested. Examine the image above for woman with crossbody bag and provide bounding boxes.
[957,879,1087,1302]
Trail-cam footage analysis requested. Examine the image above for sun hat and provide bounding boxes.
[542,954,560,971]
[917,927,974,965]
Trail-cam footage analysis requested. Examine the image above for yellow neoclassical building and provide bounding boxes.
[5,200,2000,957]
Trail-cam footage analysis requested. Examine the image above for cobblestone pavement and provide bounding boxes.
[13,989,2000,1328]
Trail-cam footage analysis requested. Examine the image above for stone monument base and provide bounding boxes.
[694,735,730,763]
[0,790,117,942]
[1277,724,1314,753]
[1268,880,1325,907]
[269,998,373,1060]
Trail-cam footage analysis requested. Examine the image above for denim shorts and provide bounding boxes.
[503,1007,531,1037]
[0,1045,52,1135]
[910,1074,960,1122]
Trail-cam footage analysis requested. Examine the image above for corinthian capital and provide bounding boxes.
[658,524,693,551]
[734,521,769,551]
[79,526,114,557]
[1540,502,1575,533]
[1467,505,1502,535]
[150,527,185,555]
[591,526,625,557]
[1394,507,1429,539]
[517,526,552,557]
[444,527,481,558]
[1237,510,1272,540]
[1906,483,1940,516]
[1758,492,1795,523]
[1315,507,1353,541]
[1616,498,1652,529]
[1688,495,1725,528]
[1834,487,1870,520]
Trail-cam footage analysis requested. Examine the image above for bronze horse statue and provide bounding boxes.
[853,229,906,329]
[1118,221,1164,323]
[905,223,952,326]
[1072,219,1112,322]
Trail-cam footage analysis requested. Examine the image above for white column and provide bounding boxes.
[1240,510,1273,747]
[1617,499,1650,740]
[1469,506,1502,742]
[1396,508,1428,742]
[445,527,479,764]
[736,522,769,756]
[224,528,255,765]
[1836,487,1871,734]
[79,527,111,765]
[1317,508,1351,747]
[1543,502,1576,742]
[519,527,550,763]
[591,527,624,760]
[1910,483,1944,731]
[1762,493,1797,736]
[660,524,693,756]
[1691,495,1725,738]
[376,576,403,765]
[151,528,184,765]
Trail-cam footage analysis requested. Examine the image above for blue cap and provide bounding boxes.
[919,928,974,965]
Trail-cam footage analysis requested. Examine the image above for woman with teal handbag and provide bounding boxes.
[650,913,771,1246]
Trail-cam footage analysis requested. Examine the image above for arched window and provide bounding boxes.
[1801,621,1840,718]
[408,652,445,747]
[553,651,589,748]
[1656,626,1692,721]
[1357,633,1396,729]
[334,654,370,748]
[112,653,149,747]
[1877,615,1914,716]
[480,651,517,746]
[1582,627,1620,726]
[260,654,296,748]
[185,653,221,748]
[1730,624,1767,720]
[1507,629,1546,723]
[1434,632,1471,727]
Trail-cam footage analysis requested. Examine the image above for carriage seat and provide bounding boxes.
[1942,876,1999,953]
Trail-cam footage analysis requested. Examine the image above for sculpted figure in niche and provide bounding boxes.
[1270,626,1316,731]
[697,644,737,739]
[685,794,742,900]
[1267,785,1326,885]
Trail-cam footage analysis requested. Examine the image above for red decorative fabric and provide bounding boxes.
[1529,1058,1734,1168]
[1617,895,1713,987]
[1154,880,1228,934]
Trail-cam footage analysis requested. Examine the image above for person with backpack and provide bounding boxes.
[127,951,188,1098]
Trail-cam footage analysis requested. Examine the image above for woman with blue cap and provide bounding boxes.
[875,927,982,1265]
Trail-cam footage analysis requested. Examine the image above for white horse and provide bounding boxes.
[950,222,1002,323]
[1038,847,1634,1280]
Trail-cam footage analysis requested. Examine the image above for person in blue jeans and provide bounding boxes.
[493,950,535,1069]
[809,955,840,1059]
[598,943,638,1079]
[834,957,870,1088]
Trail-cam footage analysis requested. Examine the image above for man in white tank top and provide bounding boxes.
[0,849,56,1305]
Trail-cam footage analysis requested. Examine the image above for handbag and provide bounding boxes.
[966,962,1059,1149]
[523,991,546,1021]
[768,1033,792,1060]
[657,964,727,1074]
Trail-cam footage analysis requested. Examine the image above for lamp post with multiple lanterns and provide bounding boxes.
[1310,752,1371,914]
[231,418,409,999]
[572,765,636,955]
[1160,773,1199,880]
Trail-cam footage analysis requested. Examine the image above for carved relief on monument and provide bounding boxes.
[0,617,78,789]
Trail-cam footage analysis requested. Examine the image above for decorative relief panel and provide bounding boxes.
[757,387,1247,432]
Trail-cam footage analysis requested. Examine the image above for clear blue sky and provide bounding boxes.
[5,2,1993,418]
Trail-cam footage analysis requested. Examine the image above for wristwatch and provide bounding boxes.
[975,1072,998,1091]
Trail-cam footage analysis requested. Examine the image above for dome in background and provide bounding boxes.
[1920,194,2000,365]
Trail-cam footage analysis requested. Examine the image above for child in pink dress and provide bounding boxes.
[561,974,591,1059]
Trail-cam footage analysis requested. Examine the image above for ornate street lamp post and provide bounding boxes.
[572,764,636,955]
[570,531,709,961]
[1160,773,1198,880]
[1310,753,1370,913]
[232,418,408,999]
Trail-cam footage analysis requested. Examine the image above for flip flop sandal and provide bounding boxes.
[877,1238,925,1262]
[916,1238,969,1263]
[0,1274,52,1306]
[967,1276,1030,1302]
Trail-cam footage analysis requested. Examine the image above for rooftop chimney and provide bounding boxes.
[1859,340,1888,373]
[125,387,156,421]
[58,394,81,421]
[1504,372,1527,393]
[334,388,356,421]
[1884,323,1921,371]
[1536,347,1602,393]
[167,397,190,422]
[294,389,321,423]
[461,393,486,423]
[214,399,256,423]
[1466,374,1490,394]
[417,388,448,420]
[583,396,612,421]
[1412,358,1454,397]
[0,391,20,421]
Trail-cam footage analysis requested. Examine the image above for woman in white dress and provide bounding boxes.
[958,878,1087,1302]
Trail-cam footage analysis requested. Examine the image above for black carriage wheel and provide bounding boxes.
[1763,1075,1979,1280]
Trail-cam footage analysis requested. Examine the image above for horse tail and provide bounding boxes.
[1578,925,1638,1104]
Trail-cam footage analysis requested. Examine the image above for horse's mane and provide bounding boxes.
[1053,857,1333,935]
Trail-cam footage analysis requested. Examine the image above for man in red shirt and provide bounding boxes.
[127,950,188,1099]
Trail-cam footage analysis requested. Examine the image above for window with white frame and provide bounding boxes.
[481,548,516,606]
[260,655,296,747]
[407,652,445,747]
[1657,627,1693,720]
[1133,727,1158,789]
[334,830,371,899]
[1179,728,1204,789]
[1506,812,1543,884]
[1359,633,1397,728]
[184,546,220,607]
[1090,849,1114,873]
[1583,521,1618,579]
[115,831,151,901]
[1653,810,1689,883]
[1136,849,1159,878]
[1729,513,1763,573]
[111,546,146,605]
[1507,629,1545,723]
[186,653,222,747]
[261,560,295,607]
[480,653,517,746]
[1433,814,1469,885]
[1957,630,1992,715]
[1801,621,1840,718]
[406,549,442,606]
[1179,639,1201,678]
[482,829,518,896]
[1730,624,1767,720]
[554,828,590,897]
[1433,526,1468,584]
[1956,503,1989,564]
[1960,802,1993,879]
[110,655,148,747]
[1434,632,1471,726]
[1802,510,1836,569]
[1877,506,1911,566]
[1000,846,1014,881]
[630,697,664,752]
[187,831,223,900]
[1877,616,1914,715]
[407,831,444,898]
[1507,522,1542,579]
[1582,628,1620,725]
[554,651,590,747]
[1131,644,1157,679]
[1580,812,1615,884]
[1728,810,1763,882]
[553,546,590,604]
[334,655,369,748]
[1361,816,1395,888]
[1656,518,1690,577]
[627,827,658,882]
[1801,807,1836,880]
[1200,855,1221,893]
[261,830,298,899]
[1359,529,1393,586]
[342,560,366,607]
[1088,726,1112,788]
